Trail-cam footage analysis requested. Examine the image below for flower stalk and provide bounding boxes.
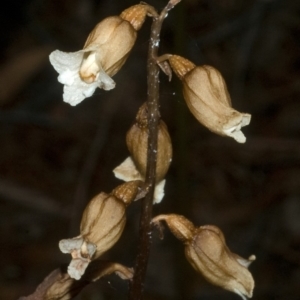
[128,1,181,299]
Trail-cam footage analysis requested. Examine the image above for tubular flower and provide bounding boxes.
[49,4,155,106]
[126,103,172,182]
[59,181,143,280]
[152,214,256,299]
[113,103,172,203]
[168,55,251,143]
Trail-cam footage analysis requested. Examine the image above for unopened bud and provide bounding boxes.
[153,214,255,299]
[168,55,251,143]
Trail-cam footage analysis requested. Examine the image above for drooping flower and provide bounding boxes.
[59,181,143,280]
[152,214,256,299]
[49,4,155,106]
[113,103,172,203]
[168,55,251,143]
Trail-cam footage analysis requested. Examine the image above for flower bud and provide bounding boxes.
[152,214,256,299]
[168,55,251,143]
[126,103,173,182]
[59,181,141,280]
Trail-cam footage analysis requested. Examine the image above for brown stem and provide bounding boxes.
[128,1,181,299]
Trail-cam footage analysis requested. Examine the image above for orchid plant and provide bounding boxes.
[21,1,254,299]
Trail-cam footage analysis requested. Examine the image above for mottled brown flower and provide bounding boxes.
[152,214,255,299]
[168,55,251,143]
[49,4,155,106]
[113,103,172,203]
[59,181,142,280]
[126,103,172,182]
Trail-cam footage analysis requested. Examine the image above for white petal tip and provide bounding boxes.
[59,237,83,253]
[223,113,251,143]
[113,157,143,181]
[241,114,251,126]
[68,258,90,280]
[233,288,249,300]
[236,254,256,268]
[153,180,166,204]
[62,82,97,106]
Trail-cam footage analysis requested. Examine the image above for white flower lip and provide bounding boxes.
[49,50,115,106]
[168,56,252,144]
[59,237,97,280]
[223,114,251,143]
[49,15,138,106]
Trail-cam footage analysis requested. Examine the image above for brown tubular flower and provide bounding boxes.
[152,214,256,299]
[49,4,156,106]
[81,3,156,79]
[113,103,173,203]
[59,181,143,280]
[168,55,251,143]
[126,103,172,182]
[79,16,137,82]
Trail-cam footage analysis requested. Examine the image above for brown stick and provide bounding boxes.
[128,1,181,299]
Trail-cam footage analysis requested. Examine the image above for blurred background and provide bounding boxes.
[1,0,300,299]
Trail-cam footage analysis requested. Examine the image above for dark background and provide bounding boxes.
[1,0,300,299]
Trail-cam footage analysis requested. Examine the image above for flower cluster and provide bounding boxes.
[48,2,255,299]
